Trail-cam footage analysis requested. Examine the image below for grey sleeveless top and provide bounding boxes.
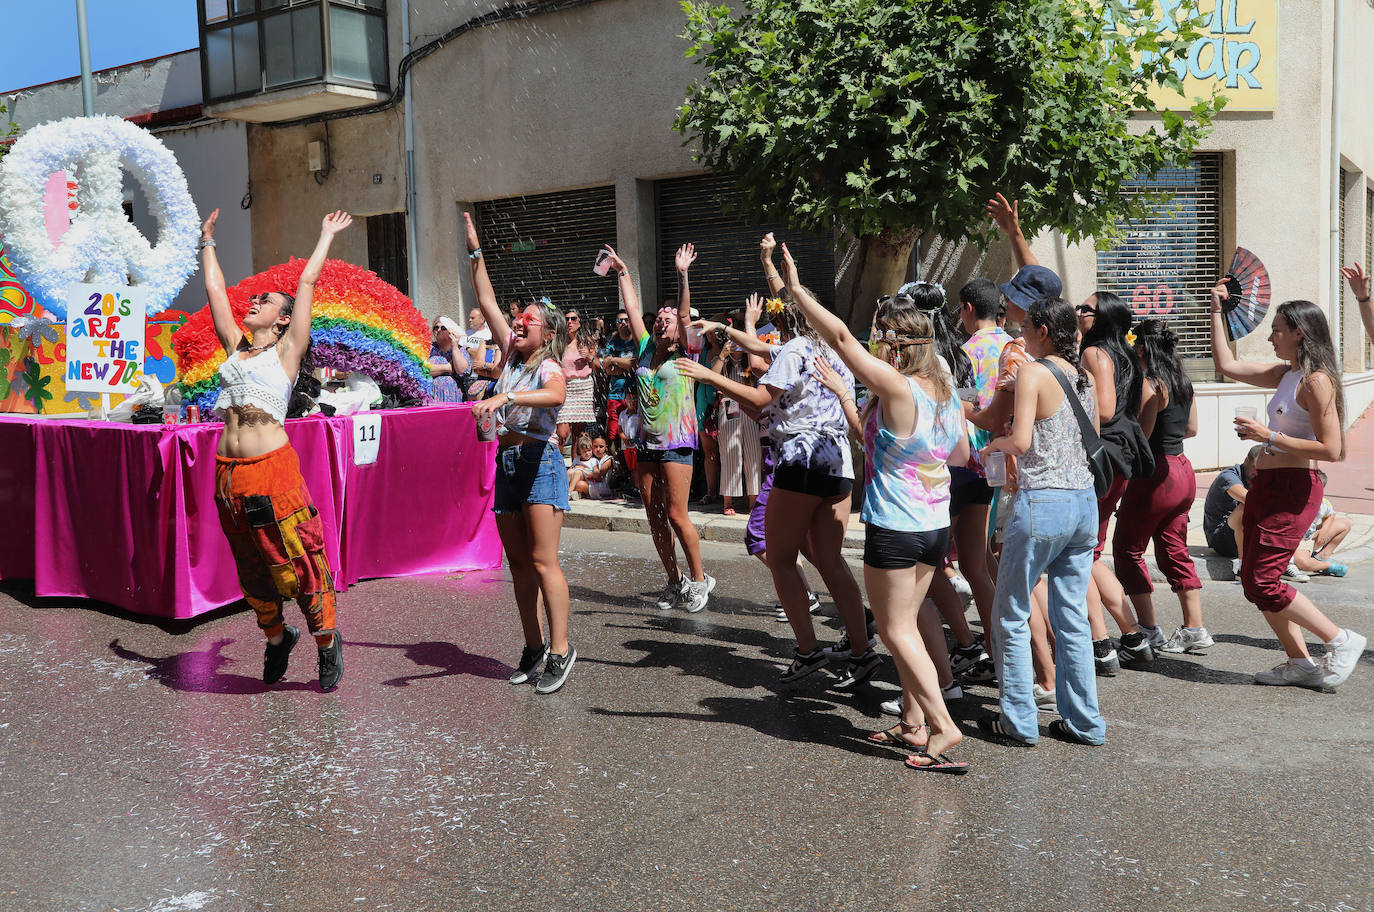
[1018,370,1095,491]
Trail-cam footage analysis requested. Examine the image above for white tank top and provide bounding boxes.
[1266,369,1317,451]
[214,345,294,423]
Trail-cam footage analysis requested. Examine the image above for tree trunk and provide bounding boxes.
[834,233,917,333]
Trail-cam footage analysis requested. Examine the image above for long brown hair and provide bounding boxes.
[861,299,953,430]
[1277,300,1346,459]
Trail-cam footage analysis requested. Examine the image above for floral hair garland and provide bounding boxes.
[174,258,432,417]
[764,297,786,316]
[0,116,198,321]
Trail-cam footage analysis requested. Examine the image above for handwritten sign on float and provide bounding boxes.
[64,283,148,395]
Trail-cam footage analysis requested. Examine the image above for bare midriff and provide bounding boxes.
[217,404,290,458]
[1255,449,1318,473]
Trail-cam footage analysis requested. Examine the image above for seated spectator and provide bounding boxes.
[1292,477,1350,577]
[569,434,615,501]
[428,316,472,402]
[1202,445,1262,560]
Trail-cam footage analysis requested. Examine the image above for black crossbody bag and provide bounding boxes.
[1038,359,1113,498]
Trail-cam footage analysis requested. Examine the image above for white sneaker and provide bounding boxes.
[654,578,687,611]
[1137,624,1167,651]
[949,572,973,607]
[880,694,903,716]
[1281,562,1310,583]
[1160,626,1215,654]
[773,591,820,622]
[681,574,716,614]
[1322,629,1367,688]
[1254,659,1324,688]
[1033,683,1057,711]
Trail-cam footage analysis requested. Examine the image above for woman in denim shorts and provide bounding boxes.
[465,213,577,695]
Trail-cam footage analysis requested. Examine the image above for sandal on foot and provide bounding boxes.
[722,507,737,516]
[977,715,1035,746]
[905,752,970,775]
[868,722,927,751]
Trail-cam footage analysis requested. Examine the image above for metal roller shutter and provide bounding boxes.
[1340,168,1348,361]
[1096,154,1223,375]
[474,186,618,321]
[655,174,835,318]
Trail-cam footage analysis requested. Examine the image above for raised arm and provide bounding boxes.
[691,298,770,357]
[760,233,784,296]
[462,212,510,355]
[199,209,243,355]
[1341,262,1374,343]
[602,246,645,344]
[987,194,1037,270]
[673,356,772,412]
[285,209,351,364]
[674,243,696,348]
[1209,281,1287,388]
[779,243,908,407]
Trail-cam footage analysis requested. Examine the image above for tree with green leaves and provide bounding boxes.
[675,0,1225,328]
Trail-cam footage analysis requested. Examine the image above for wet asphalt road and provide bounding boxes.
[1,527,1371,912]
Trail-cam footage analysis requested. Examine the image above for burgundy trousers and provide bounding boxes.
[1112,453,1201,595]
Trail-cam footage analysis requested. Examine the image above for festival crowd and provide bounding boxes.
[202,194,1369,775]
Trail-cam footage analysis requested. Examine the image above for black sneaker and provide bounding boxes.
[318,633,344,691]
[959,657,998,686]
[1093,638,1120,677]
[509,642,549,685]
[535,646,578,694]
[1117,631,1155,666]
[950,638,989,677]
[832,649,883,691]
[263,625,300,684]
[780,647,830,683]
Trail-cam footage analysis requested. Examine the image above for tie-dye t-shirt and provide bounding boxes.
[494,356,563,441]
[961,326,1013,475]
[861,376,965,532]
[634,333,698,451]
[760,336,855,478]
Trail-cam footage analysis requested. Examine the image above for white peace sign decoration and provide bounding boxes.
[0,115,199,321]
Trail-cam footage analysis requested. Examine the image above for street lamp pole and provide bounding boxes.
[76,0,95,115]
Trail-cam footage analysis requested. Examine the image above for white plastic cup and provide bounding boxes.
[685,323,704,354]
[1234,406,1257,422]
[593,250,613,276]
[984,450,1008,487]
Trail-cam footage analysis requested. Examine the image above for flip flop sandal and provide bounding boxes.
[905,753,970,775]
[867,722,927,752]
[722,507,736,516]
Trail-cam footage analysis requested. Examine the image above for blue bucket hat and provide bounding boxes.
[999,265,1062,311]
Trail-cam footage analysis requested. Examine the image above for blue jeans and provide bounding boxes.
[493,441,569,514]
[993,487,1104,745]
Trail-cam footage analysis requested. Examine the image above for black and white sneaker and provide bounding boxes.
[949,638,989,677]
[535,646,578,694]
[263,625,300,685]
[1117,631,1155,666]
[780,647,830,683]
[959,657,998,685]
[773,591,821,622]
[1093,638,1120,677]
[822,611,880,658]
[832,649,883,691]
[509,642,549,685]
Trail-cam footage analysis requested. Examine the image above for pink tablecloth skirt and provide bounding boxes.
[0,405,501,619]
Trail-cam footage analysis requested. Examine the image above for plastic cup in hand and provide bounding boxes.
[593,250,614,276]
[685,323,704,355]
[475,408,496,442]
[1234,406,1257,422]
[984,450,1008,487]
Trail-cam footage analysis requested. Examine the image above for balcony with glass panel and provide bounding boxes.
[199,0,389,122]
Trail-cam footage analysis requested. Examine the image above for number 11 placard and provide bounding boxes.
[353,413,382,465]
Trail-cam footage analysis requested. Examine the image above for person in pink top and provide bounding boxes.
[556,308,597,451]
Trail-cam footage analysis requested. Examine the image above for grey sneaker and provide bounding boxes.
[1033,683,1057,712]
[509,642,549,685]
[654,578,687,611]
[941,680,963,701]
[773,591,821,622]
[1137,624,1167,651]
[1254,659,1323,688]
[1281,562,1310,583]
[1322,629,1367,688]
[1160,626,1215,654]
[263,625,300,685]
[535,646,577,694]
[832,649,883,691]
[681,574,716,613]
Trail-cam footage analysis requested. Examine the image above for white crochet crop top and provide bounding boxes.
[214,346,294,424]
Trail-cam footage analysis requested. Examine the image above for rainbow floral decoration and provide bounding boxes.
[174,258,431,416]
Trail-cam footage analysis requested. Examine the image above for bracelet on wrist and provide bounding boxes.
[1359,296,1371,304]
[618,269,629,278]
[469,247,483,261]
[766,271,781,281]
[198,238,216,249]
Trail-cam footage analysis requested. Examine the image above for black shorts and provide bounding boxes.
[864,524,950,570]
[950,475,995,515]
[1205,522,1238,559]
[772,463,853,499]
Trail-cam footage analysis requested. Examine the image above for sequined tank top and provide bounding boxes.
[1017,370,1095,491]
